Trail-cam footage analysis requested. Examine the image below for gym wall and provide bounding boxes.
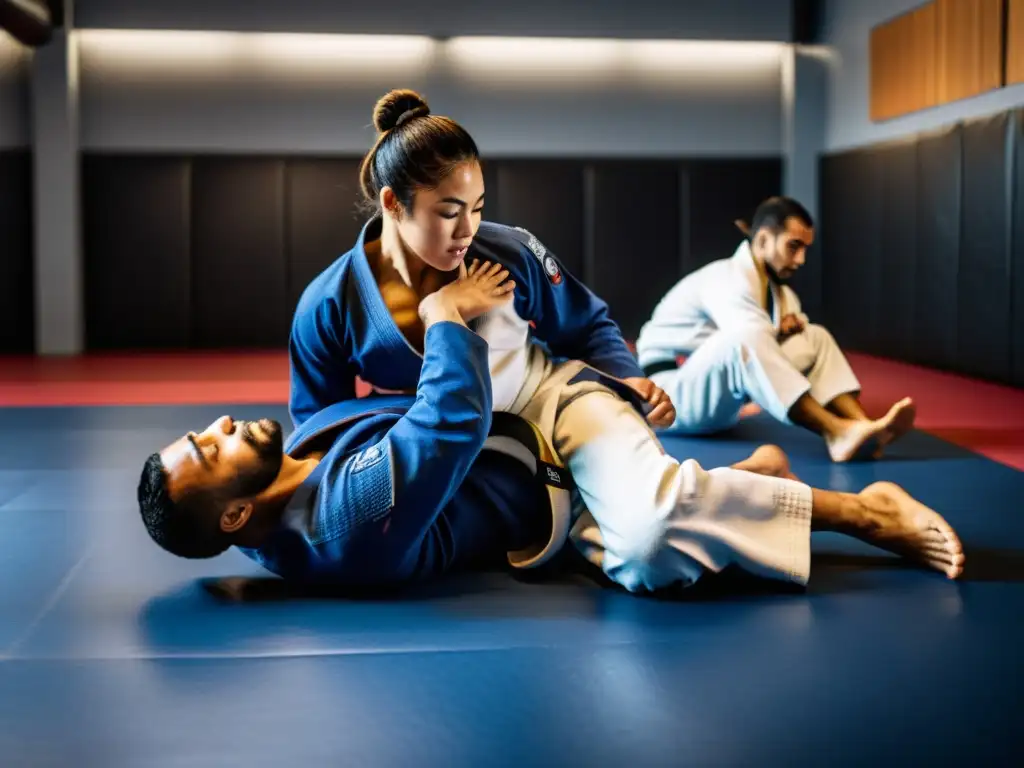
[76,32,784,158]
[823,0,1024,153]
[0,32,32,353]
[80,154,780,351]
[819,109,1024,389]
[2,0,808,355]
[817,0,1024,388]
[8,26,786,353]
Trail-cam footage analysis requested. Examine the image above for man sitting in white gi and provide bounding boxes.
[634,195,916,463]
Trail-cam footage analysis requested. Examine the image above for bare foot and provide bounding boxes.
[734,444,800,481]
[849,481,965,579]
[825,398,917,463]
[871,397,916,458]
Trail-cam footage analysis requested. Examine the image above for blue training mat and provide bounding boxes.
[0,404,1022,767]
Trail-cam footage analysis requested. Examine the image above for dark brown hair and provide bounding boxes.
[747,196,814,240]
[358,89,480,214]
[137,453,232,559]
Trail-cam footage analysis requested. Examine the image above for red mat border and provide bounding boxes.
[1,350,1021,471]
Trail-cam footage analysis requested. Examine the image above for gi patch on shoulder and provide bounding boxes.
[513,226,547,260]
[513,226,562,285]
[351,441,388,474]
[542,254,562,285]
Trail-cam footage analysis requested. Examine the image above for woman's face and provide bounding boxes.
[388,159,486,273]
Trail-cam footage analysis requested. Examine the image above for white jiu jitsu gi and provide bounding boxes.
[634,239,861,434]
[290,218,814,593]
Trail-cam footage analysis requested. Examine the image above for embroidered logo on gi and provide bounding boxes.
[513,226,546,259]
[543,255,562,285]
[351,442,387,474]
[514,226,562,285]
[539,461,572,490]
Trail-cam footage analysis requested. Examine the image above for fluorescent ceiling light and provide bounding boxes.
[75,30,783,87]
[77,29,438,75]
[443,36,783,87]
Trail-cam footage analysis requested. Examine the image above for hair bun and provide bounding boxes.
[373,89,430,132]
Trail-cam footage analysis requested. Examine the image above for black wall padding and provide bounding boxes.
[820,150,883,353]
[493,161,585,281]
[190,158,289,349]
[959,113,1013,383]
[1012,110,1024,388]
[818,153,842,337]
[685,159,784,275]
[481,160,501,228]
[0,150,33,353]
[79,153,782,350]
[819,107,1024,386]
[914,126,962,372]
[82,155,191,350]
[590,162,681,340]
[877,140,918,362]
[285,159,363,317]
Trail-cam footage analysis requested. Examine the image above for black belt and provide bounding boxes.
[641,359,679,377]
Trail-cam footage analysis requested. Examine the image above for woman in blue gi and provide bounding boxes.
[286,88,965,592]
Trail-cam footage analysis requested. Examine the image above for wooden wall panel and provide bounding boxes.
[870,2,937,122]
[871,0,1009,122]
[935,0,1004,104]
[1008,0,1024,85]
[869,14,900,122]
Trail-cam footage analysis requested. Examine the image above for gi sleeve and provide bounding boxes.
[512,231,644,380]
[288,296,358,428]
[315,320,493,584]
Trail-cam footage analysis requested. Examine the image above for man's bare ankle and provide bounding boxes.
[810,491,863,534]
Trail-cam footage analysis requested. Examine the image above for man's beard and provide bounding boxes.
[235,419,284,496]
[765,258,791,286]
[241,418,283,459]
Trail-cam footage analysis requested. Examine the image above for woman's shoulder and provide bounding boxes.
[473,221,549,272]
[476,220,538,248]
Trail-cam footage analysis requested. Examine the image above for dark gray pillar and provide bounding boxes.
[30,19,82,355]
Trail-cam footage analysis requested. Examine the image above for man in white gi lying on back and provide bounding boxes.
[634,195,916,463]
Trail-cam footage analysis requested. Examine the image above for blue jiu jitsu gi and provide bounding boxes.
[284,215,817,595]
[238,320,556,586]
[287,216,646,429]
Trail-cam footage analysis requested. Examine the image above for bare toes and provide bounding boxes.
[919,545,959,564]
[931,522,963,553]
[946,557,965,579]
